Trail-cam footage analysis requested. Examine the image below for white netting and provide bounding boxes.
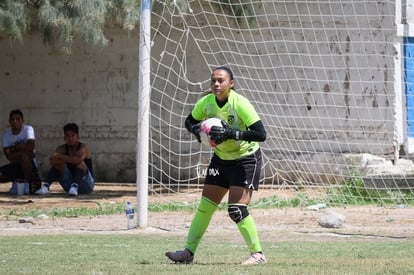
[146,0,414,207]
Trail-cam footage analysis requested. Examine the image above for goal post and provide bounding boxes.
[137,0,414,227]
[136,0,151,228]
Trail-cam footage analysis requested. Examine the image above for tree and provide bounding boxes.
[0,0,257,54]
[0,0,140,54]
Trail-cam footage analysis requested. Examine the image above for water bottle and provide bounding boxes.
[125,201,135,229]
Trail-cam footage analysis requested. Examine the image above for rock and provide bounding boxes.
[318,211,345,228]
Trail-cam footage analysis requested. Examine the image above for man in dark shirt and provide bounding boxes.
[36,123,94,196]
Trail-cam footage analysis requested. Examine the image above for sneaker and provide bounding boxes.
[241,252,267,265]
[68,183,78,196]
[9,181,17,195]
[35,185,50,195]
[165,248,193,264]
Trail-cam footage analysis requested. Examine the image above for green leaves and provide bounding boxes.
[0,0,141,54]
[0,0,28,41]
[0,0,256,53]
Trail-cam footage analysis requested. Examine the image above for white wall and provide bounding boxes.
[0,0,400,185]
[0,29,140,182]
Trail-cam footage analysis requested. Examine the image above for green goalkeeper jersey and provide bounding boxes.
[191,89,261,160]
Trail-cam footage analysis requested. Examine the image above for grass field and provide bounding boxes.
[1,184,414,274]
[1,234,413,274]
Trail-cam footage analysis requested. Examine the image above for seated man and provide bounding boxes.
[36,123,94,196]
[0,109,39,194]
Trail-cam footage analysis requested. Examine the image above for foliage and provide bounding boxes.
[4,201,126,217]
[2,182,413,218]
[0,0,28,41]
[0,0,141,54]
[0,0,261,53]
[325,173,414,206]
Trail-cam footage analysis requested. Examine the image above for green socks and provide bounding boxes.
[237,215,262,253]
[185,196,218,254]
[184,197,262,254]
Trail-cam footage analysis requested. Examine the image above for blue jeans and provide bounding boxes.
[47,167,94,194]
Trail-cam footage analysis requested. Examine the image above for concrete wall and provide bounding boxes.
[148,1,398,186]
[0,1,399,185]
[0,29,140,182]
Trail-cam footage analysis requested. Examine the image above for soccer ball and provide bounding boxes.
[199,117,225,147]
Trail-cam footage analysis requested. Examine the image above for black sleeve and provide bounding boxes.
[185,113,201,134]
[241,120,266,142]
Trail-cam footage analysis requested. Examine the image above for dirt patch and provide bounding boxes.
[1,183,413,241]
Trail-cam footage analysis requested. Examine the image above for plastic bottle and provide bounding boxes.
[125,201,135,229]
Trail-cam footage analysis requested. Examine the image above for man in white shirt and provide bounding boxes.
[0,109,38,194]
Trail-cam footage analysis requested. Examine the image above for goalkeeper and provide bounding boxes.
[165,66,267,265]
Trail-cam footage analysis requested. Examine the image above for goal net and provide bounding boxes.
[145,0,414,211]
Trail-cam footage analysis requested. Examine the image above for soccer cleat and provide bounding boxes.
[68,184,78,196]
[241,252,267,265]
[35,185,50,195]
[165,248,194,264]
[9,181,17,195]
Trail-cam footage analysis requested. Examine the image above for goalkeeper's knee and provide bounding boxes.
[228,204,249,224]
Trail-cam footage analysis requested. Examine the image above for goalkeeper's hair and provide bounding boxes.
[213,66,234,80]
[200,66,236,97]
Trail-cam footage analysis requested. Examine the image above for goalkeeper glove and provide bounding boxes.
[191,123,201,143]
[209,126,242,145]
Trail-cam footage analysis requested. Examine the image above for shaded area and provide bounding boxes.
[0,183,138,211]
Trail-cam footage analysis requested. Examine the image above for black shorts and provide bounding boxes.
[0,160,39,181]
[0,162,23,180]
[205,149,262,191]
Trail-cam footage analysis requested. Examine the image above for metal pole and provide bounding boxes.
[137,0,151,228]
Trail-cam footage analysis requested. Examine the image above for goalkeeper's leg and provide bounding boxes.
[165,185,227,263]
[228,186,266,265]
[185,196,218,253]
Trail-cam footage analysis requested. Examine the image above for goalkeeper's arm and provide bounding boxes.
[185,113,202,142]
[240,120,267,142]
[210,120,267,144]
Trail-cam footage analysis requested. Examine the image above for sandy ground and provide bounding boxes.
[1,183,414,242]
